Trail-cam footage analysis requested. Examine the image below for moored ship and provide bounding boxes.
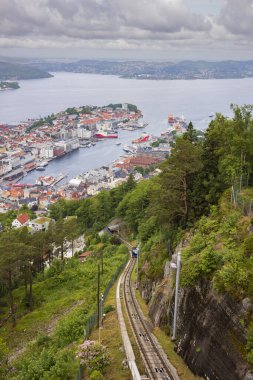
[168,114,175,124]
[167,114,187,135]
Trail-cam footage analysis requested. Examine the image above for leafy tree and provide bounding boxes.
[0,230,27,325]
[64,218,81,257]
[199,105,253,207]
[157,137,203,226]
[116,180,153,232]
[124,173,136,192]
[53,219,67,260]
[183,121,198,143]
[0,210,17,229]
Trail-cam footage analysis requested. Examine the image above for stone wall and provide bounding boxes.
[140,257,253,380]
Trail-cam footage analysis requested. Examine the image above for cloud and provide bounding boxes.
[0,0,252,59]
[0,0,211,42]
[218,0,253,36]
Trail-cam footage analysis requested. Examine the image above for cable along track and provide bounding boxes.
[123,258,180,380]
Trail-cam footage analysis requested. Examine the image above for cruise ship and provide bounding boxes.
[95,130,118,139]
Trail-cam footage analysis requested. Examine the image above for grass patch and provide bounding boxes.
[0,243,129,379]
[153,328,203,380]
[90,282,131,380]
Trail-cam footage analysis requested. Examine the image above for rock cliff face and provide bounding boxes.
[141,256,253,380]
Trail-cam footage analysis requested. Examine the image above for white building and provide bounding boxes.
[12,213,30,229]
[55,138,79,153]
[20,153,35,166]
[96,122,112,131]
[40,145,54,158]
[87,185,99,196]
[28,217,52,232]
[77,126,92,139]
[0,159,12,176]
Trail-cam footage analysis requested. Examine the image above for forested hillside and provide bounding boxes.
[1,104,253,379]
[0,62,52,80]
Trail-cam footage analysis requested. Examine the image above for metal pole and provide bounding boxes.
[101,251,104,275]
[97,264,100,328]
[101,293,104,327]
[172,251,181,341]
[136,250,139,289]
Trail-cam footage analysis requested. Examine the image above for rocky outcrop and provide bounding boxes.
[174,280,250,380]
[141,257,253,380]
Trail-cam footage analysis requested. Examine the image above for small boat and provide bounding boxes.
[132,133,150,144]
[123,145,134,153]
[209,113,215,118]
[40,161,48,167]
[138,122,149,128]
[116,142,121,146]
[36,166,46,171]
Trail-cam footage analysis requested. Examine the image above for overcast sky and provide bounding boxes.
[0,0,253,61]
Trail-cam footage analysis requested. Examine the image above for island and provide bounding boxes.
[33,59,253,80]
[0,61,53,80]
[0,81,20,90]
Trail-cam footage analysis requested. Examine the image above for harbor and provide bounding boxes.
[0,103,145,185]
[0,112,187,212]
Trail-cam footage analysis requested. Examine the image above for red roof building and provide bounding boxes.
[17,213,30,225]
[79,251,92,263]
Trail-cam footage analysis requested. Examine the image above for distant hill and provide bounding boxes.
[32,59,253,80]
[0,61,53,80]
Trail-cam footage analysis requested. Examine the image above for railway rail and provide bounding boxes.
[122,257,180,380]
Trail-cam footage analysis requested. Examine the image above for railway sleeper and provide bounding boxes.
[138,333,150,341]
[154,367,164,373]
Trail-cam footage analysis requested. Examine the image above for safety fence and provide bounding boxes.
[236,194,253,216]
[76,257,128,380]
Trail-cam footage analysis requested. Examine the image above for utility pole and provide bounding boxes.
[99,292,104,344]
[101,251,104,275]
[97,264,100,328]
[101,293,104,327]
[172,250,181,341]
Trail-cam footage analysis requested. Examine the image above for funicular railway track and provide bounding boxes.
[122,257,180,380]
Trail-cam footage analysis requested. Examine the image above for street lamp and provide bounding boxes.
[171,250,181,341]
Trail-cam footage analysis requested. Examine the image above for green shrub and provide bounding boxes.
[35,333,52,348]
[15,347,76,380]
[138,216,158,242]
[103,305,114,314]
[89,370,104,380]
[0,337,8,378]
[116,244,128,255]
[45,259,66,278]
